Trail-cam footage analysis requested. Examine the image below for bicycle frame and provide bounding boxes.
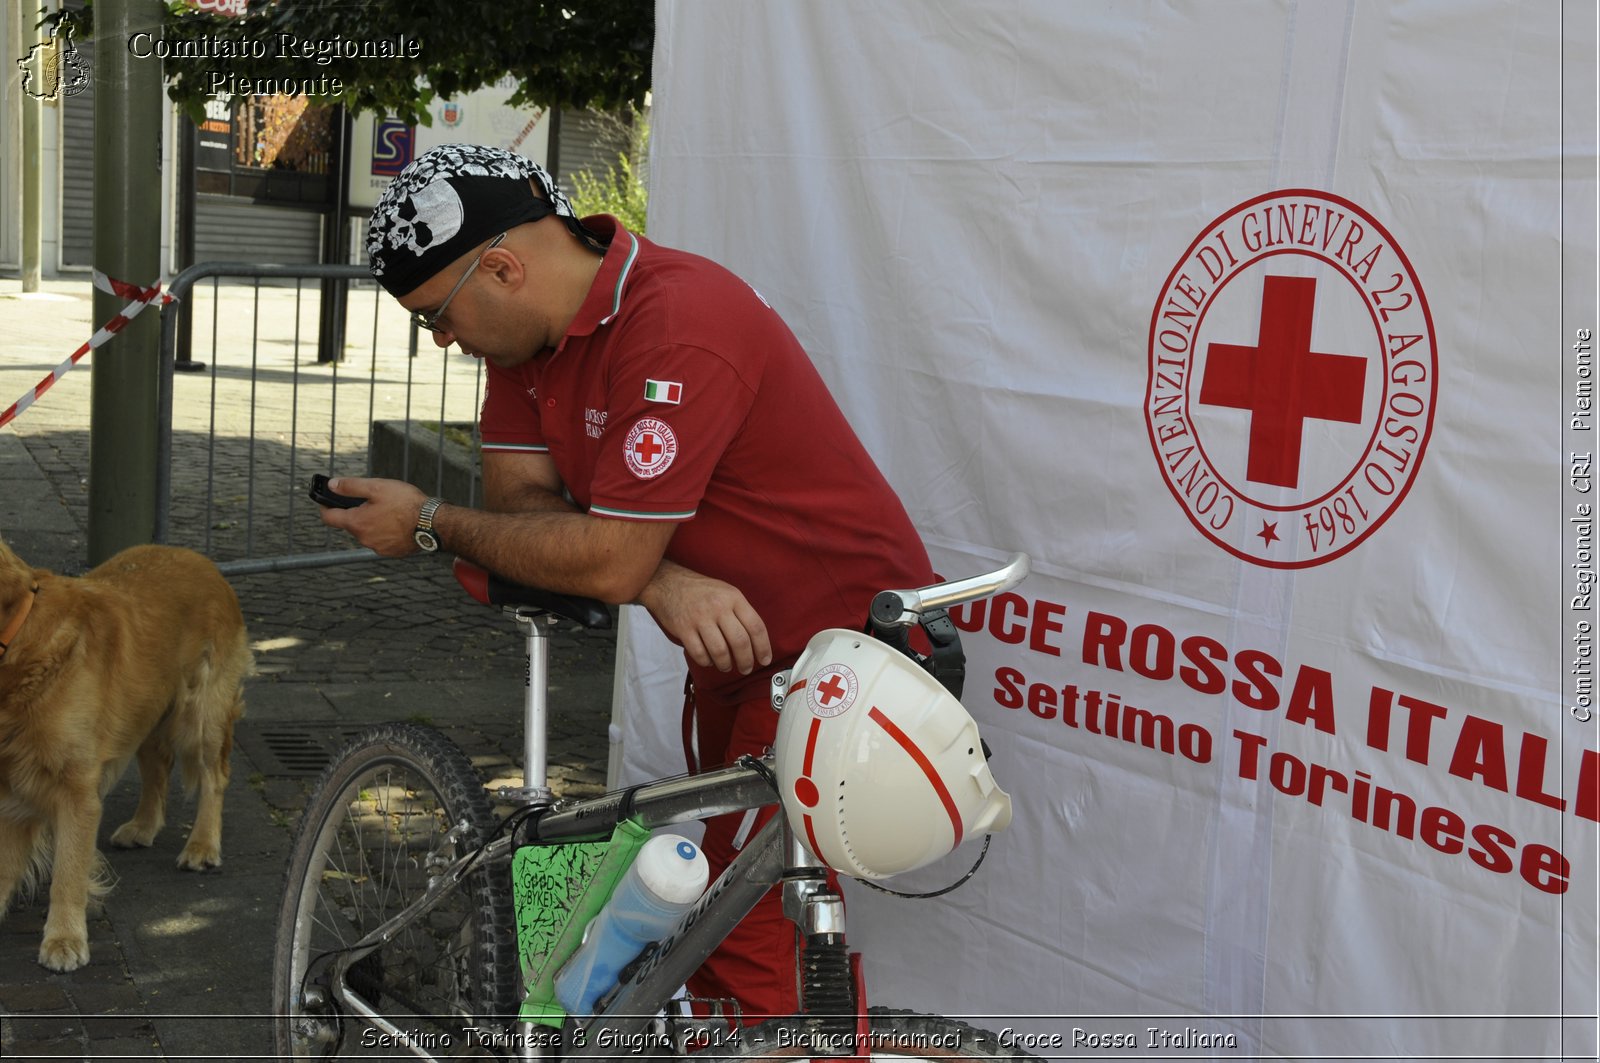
[316,757,793,1061]
[307,553,1032,1061]
[561,817,791,1056]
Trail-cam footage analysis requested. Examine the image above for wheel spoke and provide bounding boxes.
[272,723,519,1059]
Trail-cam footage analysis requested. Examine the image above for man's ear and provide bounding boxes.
[481,245,525,290]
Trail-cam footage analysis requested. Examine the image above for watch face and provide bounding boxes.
[414,529,440,553]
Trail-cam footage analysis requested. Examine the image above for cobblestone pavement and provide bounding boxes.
[0,277,621,1059]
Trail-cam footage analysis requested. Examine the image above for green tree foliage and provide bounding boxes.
[54,0,652,126]
[566,113,649,233]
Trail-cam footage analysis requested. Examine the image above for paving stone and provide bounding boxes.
[63,958,134,986]
[82,1034,165,1056]
[11,1014,81,1041]
[0,982,71,1012]
[1,906,48,934]
[80,1015,160,1042]
[65,983,143,1013]
[2,1036,85,1058]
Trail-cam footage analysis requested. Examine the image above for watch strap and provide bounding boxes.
[415,497,445,552]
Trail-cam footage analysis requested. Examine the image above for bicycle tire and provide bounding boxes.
[707,1008,1044,1061]
[271,721,522,1059]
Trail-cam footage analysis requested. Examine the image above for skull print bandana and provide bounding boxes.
[365,144,578,297]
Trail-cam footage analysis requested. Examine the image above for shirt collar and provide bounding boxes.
[558,215,642,347]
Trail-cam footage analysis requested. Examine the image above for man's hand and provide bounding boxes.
[638,563,772,675]
[317,476,429,556]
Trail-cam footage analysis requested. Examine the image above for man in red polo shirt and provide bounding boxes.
[322,145,934,1019]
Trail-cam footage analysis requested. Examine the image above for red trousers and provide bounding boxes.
[682,688,825,1023]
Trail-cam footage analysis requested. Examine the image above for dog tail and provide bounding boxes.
[175,630,251,800]
[88,849,117,902]
[12,828,53,904]
[11,831,117,903]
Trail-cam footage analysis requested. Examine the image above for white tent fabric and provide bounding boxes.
[620,2,1599,1057]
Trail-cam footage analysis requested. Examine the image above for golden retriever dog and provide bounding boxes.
[0,539,250,972]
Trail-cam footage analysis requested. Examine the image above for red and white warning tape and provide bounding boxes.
[0,271,176,431]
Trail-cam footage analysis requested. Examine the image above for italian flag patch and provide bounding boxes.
[644,379,683,404]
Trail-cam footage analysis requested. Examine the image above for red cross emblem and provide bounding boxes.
[632,432,664,464]
[623,417,678,479]
[807,665,858,718]
[1145,189,1436,568]
[1200,275,1366,489]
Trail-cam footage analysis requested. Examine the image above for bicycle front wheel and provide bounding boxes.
[271,722,522,1059]
[713,1008,1044,1062]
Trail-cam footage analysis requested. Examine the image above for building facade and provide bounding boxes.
[2,7,631,279]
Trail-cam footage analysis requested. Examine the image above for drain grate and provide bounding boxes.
[237,725,370,778]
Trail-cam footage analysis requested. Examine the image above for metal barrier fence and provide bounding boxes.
[155,262,487,574]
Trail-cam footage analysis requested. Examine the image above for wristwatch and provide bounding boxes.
[414,497,445,553]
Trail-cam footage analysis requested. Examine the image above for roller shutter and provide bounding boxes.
[60,58,94,268]
[194,195,324,265]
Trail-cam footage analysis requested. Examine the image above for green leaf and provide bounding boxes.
[157,0,652,118]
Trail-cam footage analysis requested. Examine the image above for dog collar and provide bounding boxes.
[0,584,37,660]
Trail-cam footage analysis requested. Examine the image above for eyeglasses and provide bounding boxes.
[410,231,508,334]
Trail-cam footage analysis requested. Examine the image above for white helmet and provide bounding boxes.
[773,629,1013,879]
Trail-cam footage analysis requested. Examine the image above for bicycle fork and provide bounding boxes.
[782,829,869,1051]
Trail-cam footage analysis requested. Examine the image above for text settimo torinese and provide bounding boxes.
[957,595,1597,896]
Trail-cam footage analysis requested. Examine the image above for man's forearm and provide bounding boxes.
[478,465,694,611]
[473,476,772,673]
[484,475,694,609]
[635,557,695,612]
[434,503,663,604]
[484,478,577,515]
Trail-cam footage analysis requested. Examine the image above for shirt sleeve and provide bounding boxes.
[586,343,757,521]
[478,360,548,456]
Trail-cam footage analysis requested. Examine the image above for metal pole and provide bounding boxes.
[174,109,202,370]
[18,6,42,292]
[89,0,164,562]
[518,611,551,794]
[316,106,350,363]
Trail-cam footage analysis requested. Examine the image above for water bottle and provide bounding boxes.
[554,833,710,1015]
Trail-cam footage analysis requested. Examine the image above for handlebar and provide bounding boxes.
[870,552,1031,629]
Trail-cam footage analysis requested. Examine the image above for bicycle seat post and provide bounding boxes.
[507,606,556,805]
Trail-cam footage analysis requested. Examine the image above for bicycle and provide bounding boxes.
[271,552,1038,1061]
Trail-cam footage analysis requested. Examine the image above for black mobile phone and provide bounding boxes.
[308,474,365,509]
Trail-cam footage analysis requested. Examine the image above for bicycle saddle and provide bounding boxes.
[452,559,613,630]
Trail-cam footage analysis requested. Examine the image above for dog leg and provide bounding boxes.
[109,736,172,850]
[176,772,225,871]
[39,790,103,971]
[175,698,238,871]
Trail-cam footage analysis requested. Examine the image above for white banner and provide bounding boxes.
[632,2,1599,1057]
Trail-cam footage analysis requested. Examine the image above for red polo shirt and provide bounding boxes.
[480,216,932,701]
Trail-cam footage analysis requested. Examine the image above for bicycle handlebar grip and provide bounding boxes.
[871,589,916,628]
[871,553,1032,629]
